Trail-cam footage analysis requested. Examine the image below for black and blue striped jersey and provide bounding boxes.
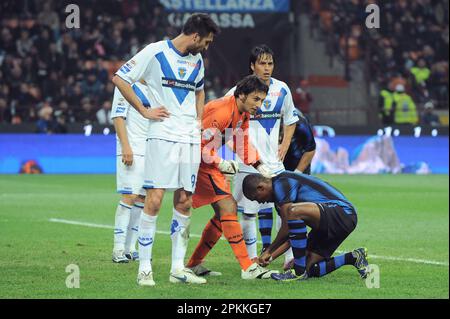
[283,116,316,173]
[272,172,356,215]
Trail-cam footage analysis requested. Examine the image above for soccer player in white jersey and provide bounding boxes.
[111,81,151,263]
[112,13,220,286]
[225,45,298,267]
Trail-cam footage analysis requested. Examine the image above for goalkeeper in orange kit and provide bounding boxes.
[186,75,278,280]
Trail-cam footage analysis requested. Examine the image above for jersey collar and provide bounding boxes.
[167,40,189,57]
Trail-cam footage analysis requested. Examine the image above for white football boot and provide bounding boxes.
[169,268,207,284]
[137,271,155,286]
[241,263,279,280]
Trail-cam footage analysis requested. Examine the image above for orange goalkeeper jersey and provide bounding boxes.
[200,95,260,169]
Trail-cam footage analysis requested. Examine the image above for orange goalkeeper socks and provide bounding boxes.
[221,214,253,271]
[186,216,222,268]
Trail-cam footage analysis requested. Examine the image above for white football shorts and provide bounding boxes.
[233,171,274,215]
[116,155,146,196]
[143,139,200,193]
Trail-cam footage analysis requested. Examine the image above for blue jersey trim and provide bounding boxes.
[167,40,189,57]
[132,84,151,107]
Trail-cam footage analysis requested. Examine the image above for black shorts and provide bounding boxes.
[307,203,357,259]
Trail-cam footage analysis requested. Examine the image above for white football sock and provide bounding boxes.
[125,201,143,254]
[241,213,257,259]
[170,209,191,273]
[138,212,157,273]
[276,214,294,262]
[113,201,132,253]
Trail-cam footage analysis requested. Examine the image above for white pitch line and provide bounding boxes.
[49,218,449,267]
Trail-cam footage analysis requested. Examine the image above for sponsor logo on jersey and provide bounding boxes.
[162,77,196,91]
[119,61,135,74]
[251,112,282,120]
[178,67,187,79]
[177,60,200,69]
[270,91,282,97]
[116,107,126,113]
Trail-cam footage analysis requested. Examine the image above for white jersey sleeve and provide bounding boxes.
[281,84,299,126]
[111,87,130,119]
[111,84,150,156]
[115,44,158,85]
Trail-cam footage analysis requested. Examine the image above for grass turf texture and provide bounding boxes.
[0,174,448,299]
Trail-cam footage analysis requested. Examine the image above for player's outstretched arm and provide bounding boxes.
[260,203,291,264]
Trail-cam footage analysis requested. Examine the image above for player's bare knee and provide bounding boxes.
[121,194,138,206]
[145,195,163,214]
[136,195,145,203]
[216,196,237,216]
[174,190,192,214]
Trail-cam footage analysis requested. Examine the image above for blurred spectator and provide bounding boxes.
[52,109,68,134]
[309,0,449,113]
[421,101,441,126]
[37,2,60,36]
[379,83,394,125]
[410,59,431,87]
[0,97,11,123]
[96,100,113,125]
[81,72,103,99]
[36,102,53,133]
[293,80,313,115]
[392,84,418,125]
[78,97,97,124]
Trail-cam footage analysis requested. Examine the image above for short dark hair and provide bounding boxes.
[234,75,269,98]
[249,44,275,73]
[242,174,266,200]
[182,13,220,38]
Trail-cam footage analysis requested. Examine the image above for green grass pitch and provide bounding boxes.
[0,174,448,299]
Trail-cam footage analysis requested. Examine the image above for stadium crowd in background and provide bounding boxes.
[1,0,448,129]
[307,0,449,113]
[0,0,226,130]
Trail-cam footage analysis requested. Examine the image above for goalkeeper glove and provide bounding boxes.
[218,159,239,176]
[255,162,275,178]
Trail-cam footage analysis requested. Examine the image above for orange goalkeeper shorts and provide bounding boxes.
[192,166,232,209]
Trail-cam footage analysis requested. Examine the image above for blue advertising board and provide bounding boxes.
[0,134,448,174]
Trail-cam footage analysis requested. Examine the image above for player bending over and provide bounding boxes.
[242,172,369,282]
[186,75,278,280]
[263,113,317,270]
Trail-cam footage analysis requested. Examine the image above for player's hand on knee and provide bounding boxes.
[218,159,239,176]
[145,107,170,121]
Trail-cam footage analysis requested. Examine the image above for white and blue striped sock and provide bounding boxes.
[138,212,157,273]
[125,201,144,254]
[113,201,132,253]
[241,213,258,259]
[170,209,191,273]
